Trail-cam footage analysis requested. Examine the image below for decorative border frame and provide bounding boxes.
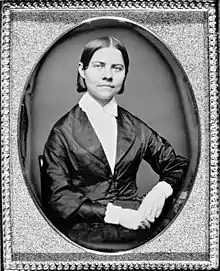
[1,0,219,270]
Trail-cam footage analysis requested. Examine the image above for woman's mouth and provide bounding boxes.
[98,84,114,88]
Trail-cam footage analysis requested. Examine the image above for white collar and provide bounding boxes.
[79,92,118,117]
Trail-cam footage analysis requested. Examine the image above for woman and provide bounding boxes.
[42,36,189,251]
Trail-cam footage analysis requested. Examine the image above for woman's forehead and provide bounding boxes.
[90,47,124,64]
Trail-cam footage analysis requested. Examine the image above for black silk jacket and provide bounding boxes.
[43,104,189,235]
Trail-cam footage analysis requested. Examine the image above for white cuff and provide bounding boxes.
[104,203,122,224]
[152,181,173,199]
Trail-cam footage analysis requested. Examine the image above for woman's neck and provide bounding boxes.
[87,92,113,107]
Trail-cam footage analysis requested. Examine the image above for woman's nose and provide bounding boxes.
[102,67,113,80]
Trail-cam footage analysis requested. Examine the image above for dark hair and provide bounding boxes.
[77,36,129,94]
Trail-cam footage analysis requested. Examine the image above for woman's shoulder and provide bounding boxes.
[44,105,82,146]
[118,106,156,140]
[118,106,151,129]
[49,104,80,134]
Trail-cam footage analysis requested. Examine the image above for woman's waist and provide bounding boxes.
[83,179,139,201]
[96,196,143,210]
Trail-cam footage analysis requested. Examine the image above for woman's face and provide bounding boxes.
[79,47,126,106]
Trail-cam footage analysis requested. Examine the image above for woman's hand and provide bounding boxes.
[119,209,151,230]
[138,182,173,222]
[104,203,150,230]
[138,187,166,222]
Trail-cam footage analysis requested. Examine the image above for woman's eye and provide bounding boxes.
[93,63,103,68]
[113,66,123,72]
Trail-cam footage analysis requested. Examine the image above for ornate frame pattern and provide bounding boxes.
[1,0,219,270]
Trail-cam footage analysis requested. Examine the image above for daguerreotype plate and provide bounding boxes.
[1,0,219,270]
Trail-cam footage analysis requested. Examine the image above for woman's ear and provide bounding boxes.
[78,62,85,79]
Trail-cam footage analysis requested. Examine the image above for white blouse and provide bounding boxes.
[79,92,118,174]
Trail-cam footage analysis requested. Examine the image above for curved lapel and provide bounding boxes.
[72,106,111,173]
[115,107,136,167]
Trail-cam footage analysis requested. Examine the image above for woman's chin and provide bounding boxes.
[95,93,115,102]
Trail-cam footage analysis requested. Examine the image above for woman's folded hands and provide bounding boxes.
[104,181,173,230]
[138,181,173,225]
[104,202,150,230]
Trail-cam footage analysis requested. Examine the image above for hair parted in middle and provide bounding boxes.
[76,36,130,94]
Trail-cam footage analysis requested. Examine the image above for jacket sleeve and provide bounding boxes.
[143,128,189,194]
[43,128,106,224]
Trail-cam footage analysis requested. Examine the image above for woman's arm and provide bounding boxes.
[43,128,107,223]
[144,128,189,193]
[139,128,189,221]
[43,128,149,230]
